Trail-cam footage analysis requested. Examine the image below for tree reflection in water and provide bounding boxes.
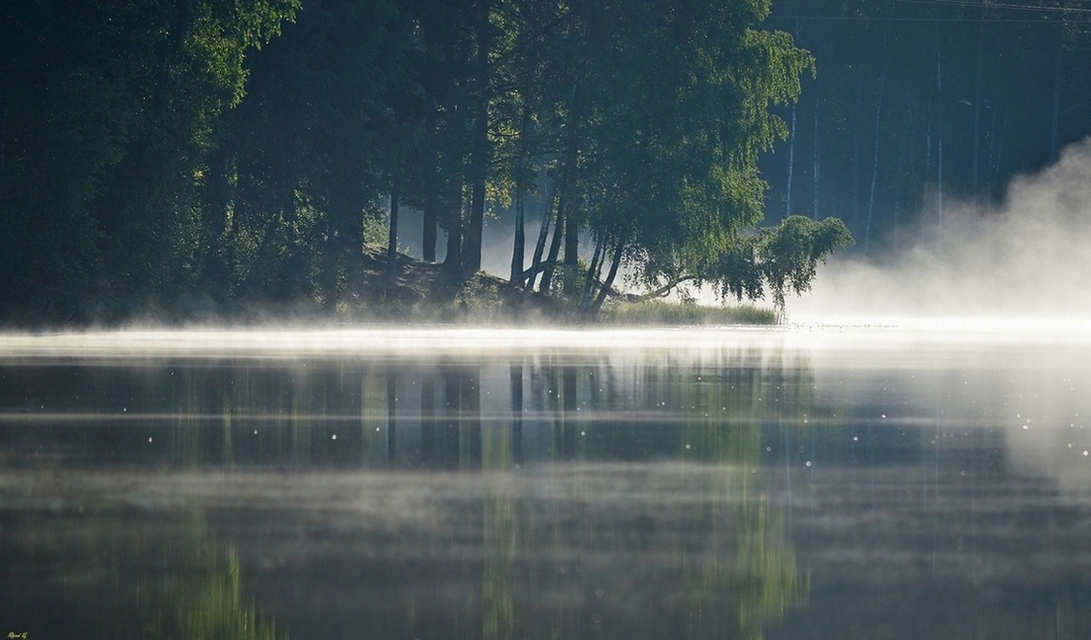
[0,502,287,640]
[676,352,812,639]
[173,513,288,640]
[13,332,1087,639]
[469,348,811,640]
[0,346,811,640]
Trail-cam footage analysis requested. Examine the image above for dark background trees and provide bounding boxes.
[760,0,1091,255]
[198,0,411,305]
[0,0,300,321]
[2,0,1086,324]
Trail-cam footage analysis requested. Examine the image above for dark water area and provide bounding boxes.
[1,327,1089,640]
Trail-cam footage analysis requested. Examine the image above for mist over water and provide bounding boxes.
[788,137,1091,326]
[3,314,1089,637]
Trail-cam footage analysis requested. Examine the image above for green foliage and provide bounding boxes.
[200,0,410,307]
[0,0,846,324]
[530,0,821,313]
[0,0,298,322]
[717,215,853,310]
[363,212,392,249]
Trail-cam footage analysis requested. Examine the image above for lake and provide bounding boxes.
[1,326,1089,639]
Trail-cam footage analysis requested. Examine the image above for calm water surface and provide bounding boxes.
[1,326,1089,639]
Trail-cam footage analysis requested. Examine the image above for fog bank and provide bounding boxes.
[788,137,1091,324]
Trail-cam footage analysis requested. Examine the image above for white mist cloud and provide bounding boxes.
[788,137,1091,322]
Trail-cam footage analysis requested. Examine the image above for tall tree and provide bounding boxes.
[551,0,823,314]
[460,0,493,276]
[205,0,410,305]
[399,0,481,277]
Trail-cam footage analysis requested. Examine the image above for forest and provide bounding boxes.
[2,0,1088,324]
[762,0,1091,254]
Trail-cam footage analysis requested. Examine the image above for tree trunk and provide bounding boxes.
[423,200,437,263]
[786,23,801,219]
[850,96,861,231]
[386,186,399,299]
[463,174,485,275]
[936,49,944,226]
[510,97,532,286]
[925,98,932,175]
[562,214,579,296]
[527,180,557,288]
[536,38,582,293]
[1050,41,1062,163]
[987,101,1000,198]
[812,92,819,220]
[579,240,603,310]
[589,238,624,316]
[421,108,439,264]
[510,183,526,286]
[539,118,578,294]
[461,0,491,277]
[894,125,905,234]
[510,30,539,287]
[971,24,983,193]
[786,101,797,217]
[865,33,886,255]
[443,193,463,276]
[538,208,564,293]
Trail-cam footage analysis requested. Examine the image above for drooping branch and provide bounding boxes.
[603,275,697,303]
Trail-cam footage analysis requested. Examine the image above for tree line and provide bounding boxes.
[1,0,855,324]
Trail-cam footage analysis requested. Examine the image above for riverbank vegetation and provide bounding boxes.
[3,0,867,325]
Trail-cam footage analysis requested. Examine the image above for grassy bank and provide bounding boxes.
[598,299,778,326]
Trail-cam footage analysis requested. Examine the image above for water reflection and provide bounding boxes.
[175,513,288,640]
[0,498,285,639]
[1,328,1089,639]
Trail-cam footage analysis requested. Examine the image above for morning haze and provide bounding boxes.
[789,137,1091,323]
[2,1,1091,639]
